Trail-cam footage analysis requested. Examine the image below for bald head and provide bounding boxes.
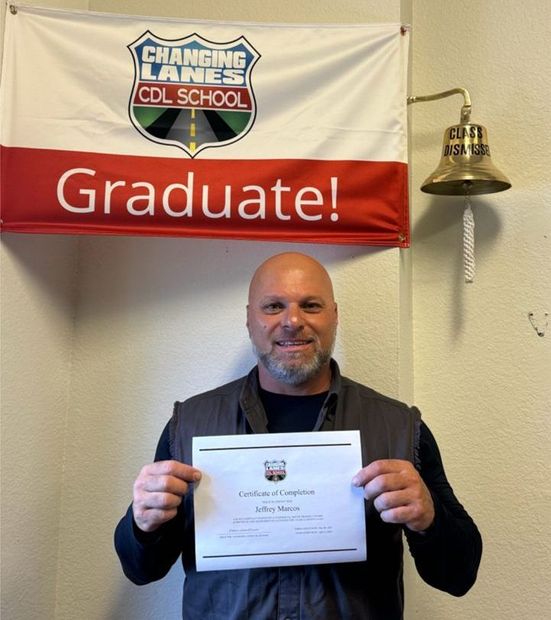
[248,253,335,305]
[246,253,338,394]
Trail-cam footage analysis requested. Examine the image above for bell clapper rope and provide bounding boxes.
[463,183,475,284]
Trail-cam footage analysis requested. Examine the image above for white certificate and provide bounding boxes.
[192,430,366,572]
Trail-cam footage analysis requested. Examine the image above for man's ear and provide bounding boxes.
[246,304,250,332]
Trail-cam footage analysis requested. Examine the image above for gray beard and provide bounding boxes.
[252,345,332,387]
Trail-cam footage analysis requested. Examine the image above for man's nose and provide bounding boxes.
[282,304,303,329]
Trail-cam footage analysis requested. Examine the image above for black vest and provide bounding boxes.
[168,362,420,620]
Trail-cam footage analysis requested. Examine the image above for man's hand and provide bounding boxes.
[132,460,201,533]
[352,459,435,533]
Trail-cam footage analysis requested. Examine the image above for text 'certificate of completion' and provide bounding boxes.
[193,430,366,572]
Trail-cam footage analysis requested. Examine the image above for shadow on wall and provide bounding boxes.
[0,233,80,307]
[412,195,503,337]
[107,563,184,620]
[20,235,382,321]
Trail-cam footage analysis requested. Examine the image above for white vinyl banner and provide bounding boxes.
[1,4,410,245]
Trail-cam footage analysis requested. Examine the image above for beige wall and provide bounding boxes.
[409,1,551,618]
[0,235,79,620]
[1,1,549,620]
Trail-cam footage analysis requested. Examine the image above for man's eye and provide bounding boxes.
[302,302,322,312]
[263,303,283,313]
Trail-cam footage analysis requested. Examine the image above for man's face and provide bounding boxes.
[247,255,338,393]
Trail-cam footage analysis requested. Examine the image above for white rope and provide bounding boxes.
[463,196,475,283]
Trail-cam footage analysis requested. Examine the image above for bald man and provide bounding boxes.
[115,253,481,620]
[247,253,337,394]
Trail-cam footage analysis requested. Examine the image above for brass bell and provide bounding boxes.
[421,122,511,196]
[408,88,512,284]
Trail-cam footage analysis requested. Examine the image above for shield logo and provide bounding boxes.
[128,31,260,157]
[264,459,286,482]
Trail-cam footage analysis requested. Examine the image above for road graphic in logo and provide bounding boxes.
[128,31,260,157]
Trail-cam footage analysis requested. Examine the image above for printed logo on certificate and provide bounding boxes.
[264,459,286,482]
[192,430,366,571]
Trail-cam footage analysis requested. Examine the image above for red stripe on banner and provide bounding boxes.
[0,146,409,247]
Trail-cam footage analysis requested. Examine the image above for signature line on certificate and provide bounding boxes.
[198,443,352,452]
[203,548,359,559]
